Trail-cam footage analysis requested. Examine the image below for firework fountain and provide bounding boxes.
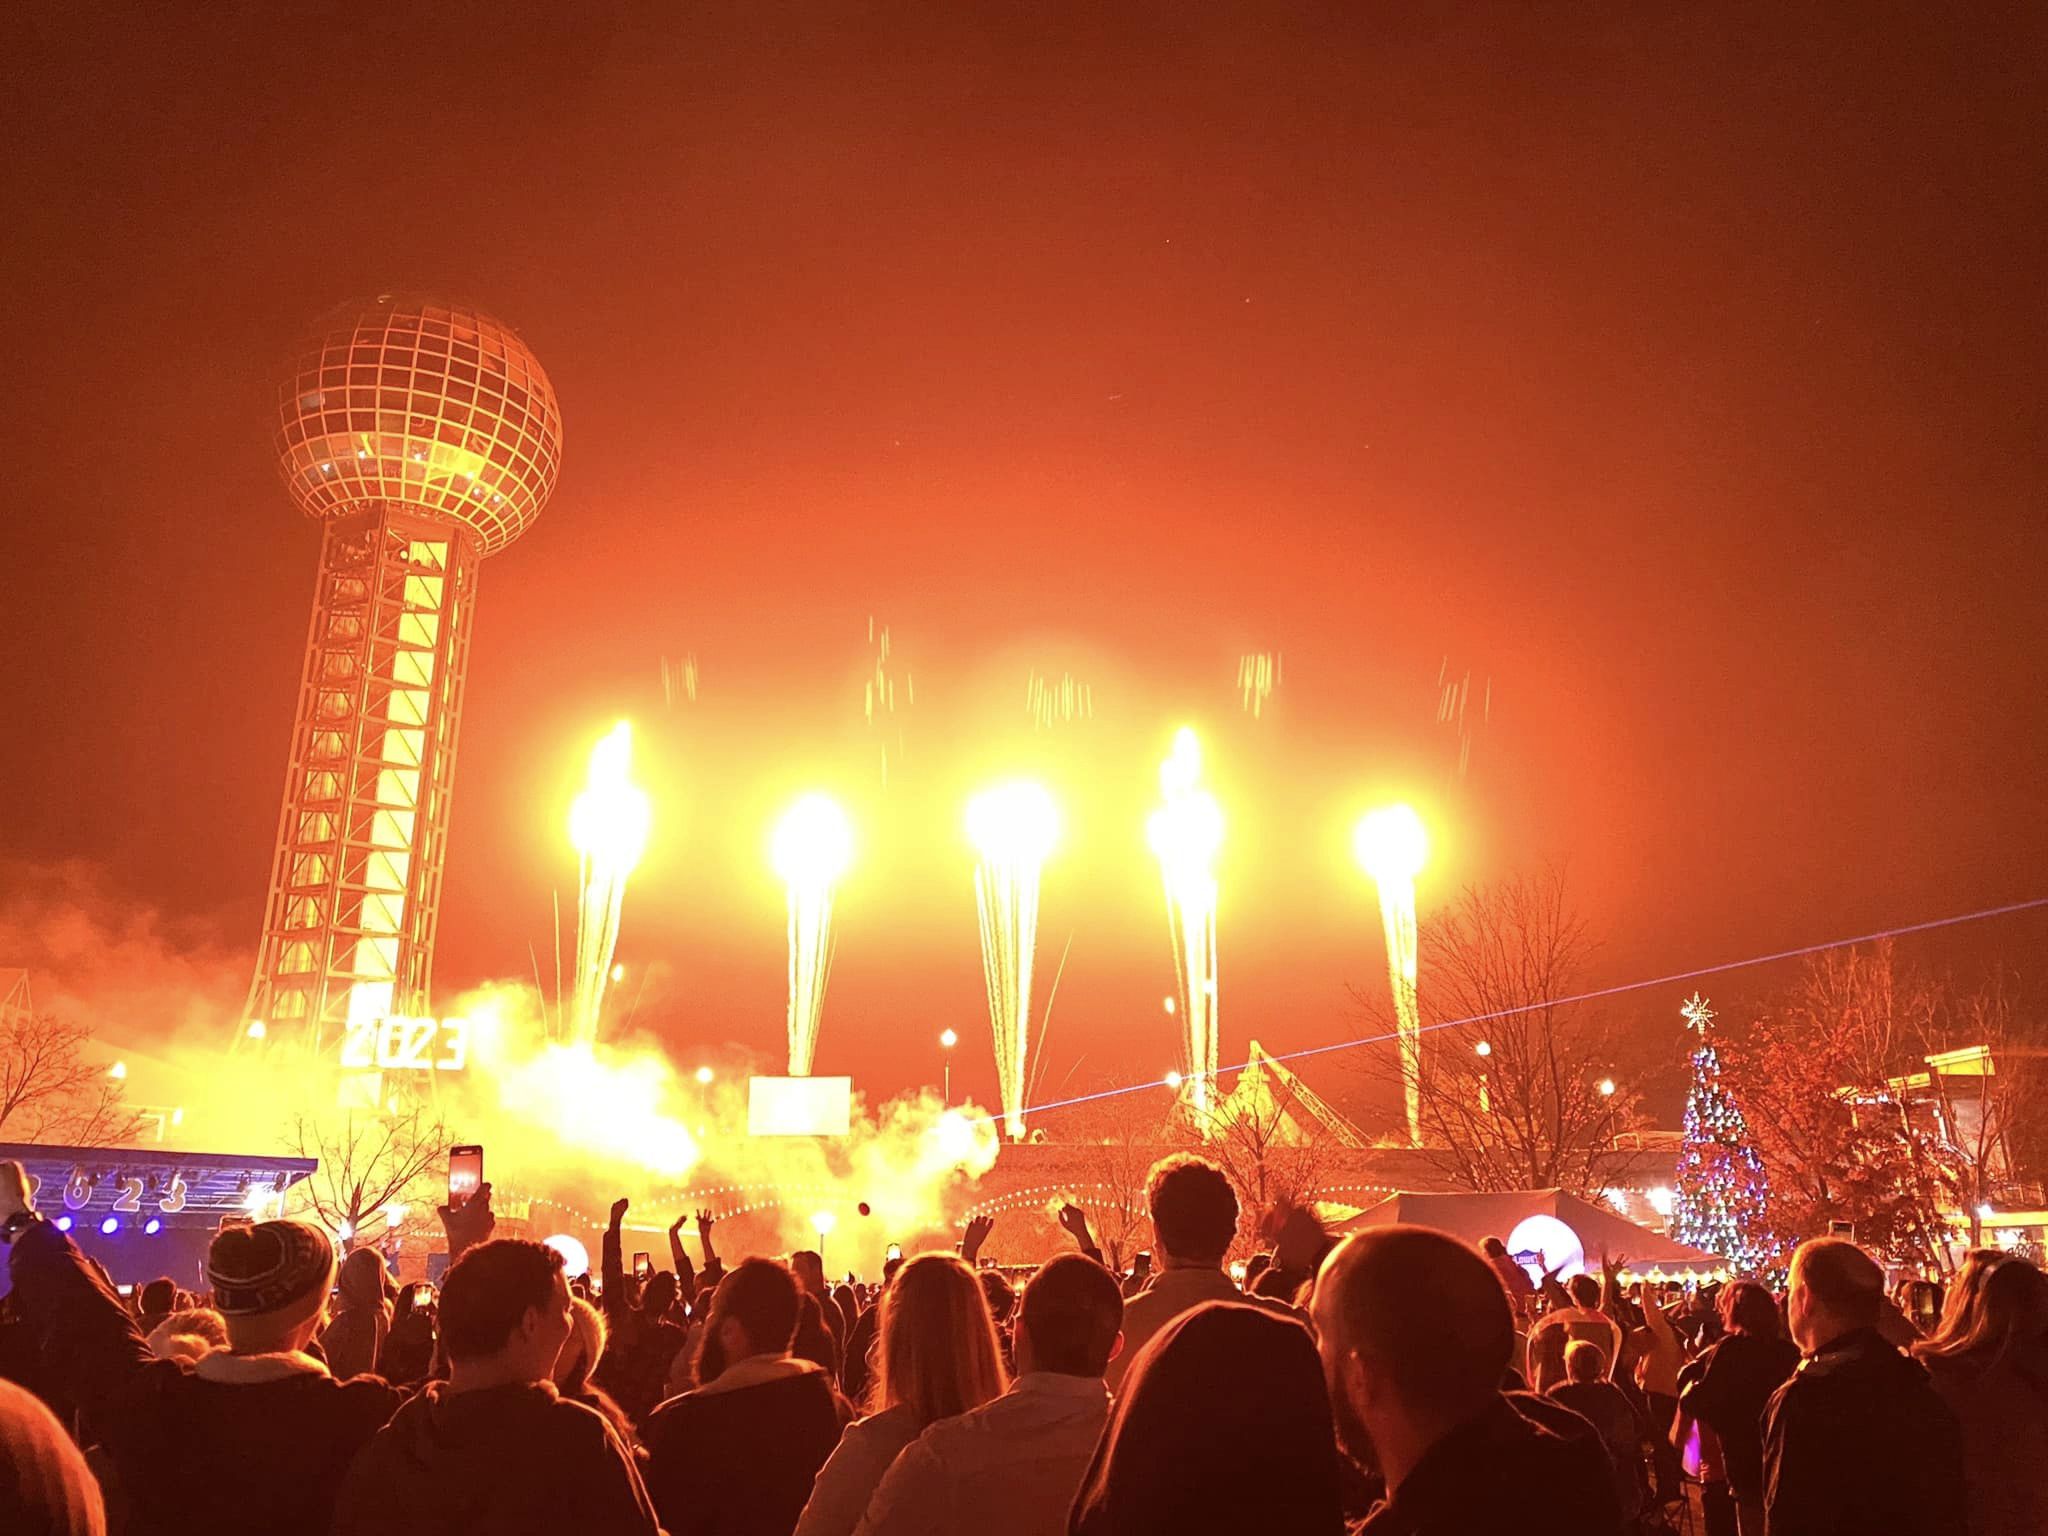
[967,781,1060,1141]
[1147,728,1224,1129]
[1354,804,1428,1147]
[771,794,854,1075]
[567,722,651,1047]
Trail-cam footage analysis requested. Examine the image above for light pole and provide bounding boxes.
[1475,1040,1492,1114]
[812,1209,836,1269]
[940,1029,958,1104]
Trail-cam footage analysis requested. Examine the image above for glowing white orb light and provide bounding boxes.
[544,1233,591,1278]
[1506,1214,1585,1282]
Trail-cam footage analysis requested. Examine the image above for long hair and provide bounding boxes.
[1916,1252,2043,1364]
[870,1253,1009,1425]
[554,1297,608,1395]
[1070,1302,1343,1536]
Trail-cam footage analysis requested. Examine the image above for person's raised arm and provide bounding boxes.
[603,1198,631,1326]
[1056,1203,1104,1266]
[695,1208,722,1285]
[959,1214,995,1267]
[668,1212,698,1308]
[0,1160,152,1414]
[437,1181,496,1267]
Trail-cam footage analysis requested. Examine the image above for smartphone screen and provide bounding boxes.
[447,1144,483,1209]
[412,1283,437,1307]
[633,1252,652,1280]
[886,1243,903,1262]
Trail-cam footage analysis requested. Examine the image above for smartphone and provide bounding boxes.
[633,1252,653,1280]
[118,1283,135,1298]
[218,1214,254,1232]
[886,1243,903,1262]
[1133,1250,1152,1270]
[411,1282,437,1307]
[447,1144,483,1209]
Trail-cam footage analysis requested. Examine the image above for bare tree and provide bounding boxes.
[1186,1052,1341,1252]
[291,1103,447,1248]
[1348,868,1644,1196]
[0,1010,141,1147]
[1061,1091,1178,1271]
[1724,942,1959,1268]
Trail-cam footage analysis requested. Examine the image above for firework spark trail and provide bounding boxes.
[1238,652,1282,717]
[660,654,699,707]
[1435,656,1490,779]
[864,618,913,785]
[968,783,1060,1141]
[1354,806,1427,1146]
[1026,671,1093,730]
[771,795,853,1074]
[1147,729,1223,1128]
[567,722,651,1047]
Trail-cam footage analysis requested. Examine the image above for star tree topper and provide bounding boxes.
[1682,993,1717,1033]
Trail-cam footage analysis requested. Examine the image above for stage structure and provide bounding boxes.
[243,297,562,1059]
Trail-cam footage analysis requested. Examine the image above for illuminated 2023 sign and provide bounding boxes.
[340,1016,470,1073]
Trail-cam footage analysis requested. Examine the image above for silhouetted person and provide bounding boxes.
[1313,1225,1622,1535]
[862,1253,1122,1536]
[333,1239,658,1535]
[1546,1341,1644,1521]
[1763,1237,1963,1536]
[0,1161,400,1536]
[1105,1155,1295,1392]
[643,1257,851,1536]
[1071,1298,1339,1536]
[1916,1255,2048,1536]
[799,1253,1006,1536]
[1681,1279,1799,1536]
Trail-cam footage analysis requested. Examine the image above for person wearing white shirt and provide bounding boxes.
[854,1254,1125,1536]
[1105,1154,1298,1393]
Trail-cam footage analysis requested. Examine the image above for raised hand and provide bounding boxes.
[961,1213,996,1263]
[438,1181,495,1261]
[610,1198,630,1229]
[1057,1203,1093,1245]
[669,1210,689,1235]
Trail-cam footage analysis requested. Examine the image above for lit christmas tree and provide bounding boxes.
[1673,993,1774,1274]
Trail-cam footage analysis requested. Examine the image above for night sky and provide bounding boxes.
[6,3,2044,1120]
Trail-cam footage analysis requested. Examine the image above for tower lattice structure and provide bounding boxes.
[245,296,561,1055]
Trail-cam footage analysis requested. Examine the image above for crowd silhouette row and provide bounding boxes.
[1,1151,2041,1535]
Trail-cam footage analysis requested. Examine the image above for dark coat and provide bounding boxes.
[1679,1329,1800,1502]
[641,1357,849,1536]
[1762,1327,1965,1536]
[331,1379,661,1536]
[1923,1342,2048,1536]
[1357,1392,1624,1536]
[6,1219,401,1536]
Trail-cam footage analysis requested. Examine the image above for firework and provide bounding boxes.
[567,722,651,1047]
[1354,804,1427,1146]
[864,617,913,785]
[1237,652,1283,717]
[967,781,1060,1141]
[1027,670,1094,730]
[1147,728,1224,1128]
[771,794,854,1074]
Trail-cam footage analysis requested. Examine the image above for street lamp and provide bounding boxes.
[1597,1078,1616,1098]
[1475,1040,1492,1114]
[940,1029,958,1103]
[695,1065,714,1086]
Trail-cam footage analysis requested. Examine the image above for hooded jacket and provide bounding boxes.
[319,1248,393,1382]
[5,1220,400,1536]
[642,1355,850,1536]
[332,1379,662,1536]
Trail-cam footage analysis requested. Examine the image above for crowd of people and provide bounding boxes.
[1,1148,2043,1536]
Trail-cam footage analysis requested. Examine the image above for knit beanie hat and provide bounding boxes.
[206,1220,335,1322]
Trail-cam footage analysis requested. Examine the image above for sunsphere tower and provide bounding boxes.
[244,297,561,1056]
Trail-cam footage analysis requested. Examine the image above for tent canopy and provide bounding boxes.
[1335,1187,1730,1282]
